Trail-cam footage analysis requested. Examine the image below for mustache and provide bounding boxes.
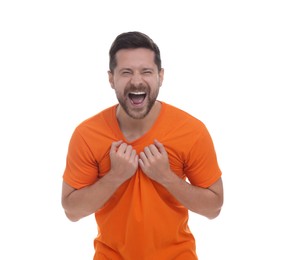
[124,84,149,95]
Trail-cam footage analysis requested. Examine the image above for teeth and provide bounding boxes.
[129,92,145,95]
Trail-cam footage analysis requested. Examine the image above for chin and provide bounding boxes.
[128,110,148,120]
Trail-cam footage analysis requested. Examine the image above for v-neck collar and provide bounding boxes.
[109,101,166,145]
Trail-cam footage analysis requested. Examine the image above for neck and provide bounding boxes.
[116,101,161,142]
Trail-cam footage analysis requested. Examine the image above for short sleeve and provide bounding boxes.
[63,128,99,189]
[184,126,222,188]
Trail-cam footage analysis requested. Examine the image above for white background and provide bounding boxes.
[1,0,283,259]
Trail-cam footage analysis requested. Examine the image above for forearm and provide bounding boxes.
[162,172,223,219]
[63,171,123,222]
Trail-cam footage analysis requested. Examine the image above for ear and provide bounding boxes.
[108,71,114,89]
[158,68,164,87]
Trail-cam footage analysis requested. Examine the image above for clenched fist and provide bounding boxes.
[139,139,174,184]
[109,140,139,183]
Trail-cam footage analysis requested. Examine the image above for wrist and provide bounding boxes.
[160,170,179,188]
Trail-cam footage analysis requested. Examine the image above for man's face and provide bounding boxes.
[108,48,164,119]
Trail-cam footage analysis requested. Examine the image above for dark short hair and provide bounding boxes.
[109,31,162,72]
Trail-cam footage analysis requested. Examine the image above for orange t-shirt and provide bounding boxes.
[63,101,222,260]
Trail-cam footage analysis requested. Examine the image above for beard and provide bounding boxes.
[115,83,159,120]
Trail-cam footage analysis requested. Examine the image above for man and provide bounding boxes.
[61,31,223,260]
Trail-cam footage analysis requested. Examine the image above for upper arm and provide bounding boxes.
[63,129,99,189]
[185,125,222,188]
[61,181,76,209]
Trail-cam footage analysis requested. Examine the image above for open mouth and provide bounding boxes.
[128,92,147,105]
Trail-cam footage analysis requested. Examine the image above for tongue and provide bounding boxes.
[131,95,144,104]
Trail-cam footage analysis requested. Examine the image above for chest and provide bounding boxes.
[97,141,186,179]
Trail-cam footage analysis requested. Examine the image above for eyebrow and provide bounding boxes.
[118,67,155,72]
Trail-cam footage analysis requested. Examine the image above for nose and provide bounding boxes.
[130,72,143,86]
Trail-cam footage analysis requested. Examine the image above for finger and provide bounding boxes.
[154,139,167,155]
[124,145,133,157]
[138,158,145,168]
[117,142,128,155]
[110,140,123,154]
[148,144,160,156]
[144,146,153,158]
[139,151,148,163]
[130,152,138,164]
[130,149,137,159]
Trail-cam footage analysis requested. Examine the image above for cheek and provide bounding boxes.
[115,78,130,88]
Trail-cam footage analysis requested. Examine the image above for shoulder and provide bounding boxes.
[161,101,206,130]
[75,105,116,132]
[69,105,117,145]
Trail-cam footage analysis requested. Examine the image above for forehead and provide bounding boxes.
[115,48,156,69]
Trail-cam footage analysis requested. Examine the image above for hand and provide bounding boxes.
[139,140,173,184]
[109,140,138,183]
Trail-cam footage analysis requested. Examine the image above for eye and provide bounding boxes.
[121,70,132,76]
[143,70,153,75]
